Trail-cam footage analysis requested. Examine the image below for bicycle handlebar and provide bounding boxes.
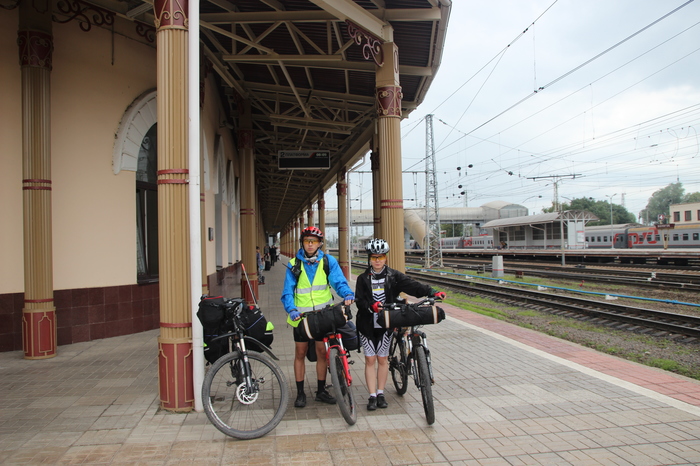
[383,296,439,311]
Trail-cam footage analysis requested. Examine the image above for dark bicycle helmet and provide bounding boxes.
[366,238,390,255]
[300,226,324,244]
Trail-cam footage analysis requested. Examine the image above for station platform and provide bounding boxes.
[2,257,700,465]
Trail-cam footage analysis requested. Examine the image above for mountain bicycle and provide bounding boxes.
[387,297,439,425]
[300,304,357,425]
[201,298,289,440]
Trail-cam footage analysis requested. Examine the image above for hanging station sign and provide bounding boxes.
[278,150,331,170]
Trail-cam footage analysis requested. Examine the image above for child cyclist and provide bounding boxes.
[281,226,355,408]
[354,239,446,410]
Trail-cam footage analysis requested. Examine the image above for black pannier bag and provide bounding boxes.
[202,330,229,364]
[197,296,226,328]
[239,305,274,352]
[377,304,446,329]
[338,321,359,351]
[197,296,229,364]
[301,304,348,340]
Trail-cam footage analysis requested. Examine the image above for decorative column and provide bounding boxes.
[18,0,56,359]
[293,219,299,255]
[376,42,405,272]
[370,140,381,240]
[238,100,258,303]
[307,204,313,228]
[154,0,193,412]
[318,192,326,244]
[337,169,350,278]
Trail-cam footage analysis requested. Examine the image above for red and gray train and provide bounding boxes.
[413,223,700,250]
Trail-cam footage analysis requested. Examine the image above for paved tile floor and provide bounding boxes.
[2,259,700,465]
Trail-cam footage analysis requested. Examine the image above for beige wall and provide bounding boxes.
[0,11,244,295]
[0,10,23,293]
[51,22,156,289]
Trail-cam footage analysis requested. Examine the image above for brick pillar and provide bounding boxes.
[154,0,193,412]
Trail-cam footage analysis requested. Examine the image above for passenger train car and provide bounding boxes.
[408,223,700,251]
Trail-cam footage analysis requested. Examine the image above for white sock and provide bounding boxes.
[370,393,376,398]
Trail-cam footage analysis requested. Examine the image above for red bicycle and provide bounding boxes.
[300,305,357,425]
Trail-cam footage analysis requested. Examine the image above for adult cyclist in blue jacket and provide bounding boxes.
[281,226,355,408]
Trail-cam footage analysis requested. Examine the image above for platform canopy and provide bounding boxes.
[482,210,599,229]
[197,0,451,232]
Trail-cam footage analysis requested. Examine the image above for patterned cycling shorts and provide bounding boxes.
[360,329,392,357]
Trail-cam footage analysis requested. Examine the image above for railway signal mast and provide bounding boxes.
[424,114,443,268]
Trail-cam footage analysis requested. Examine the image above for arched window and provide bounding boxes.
[113,90,159,282]
[136,124,158,281]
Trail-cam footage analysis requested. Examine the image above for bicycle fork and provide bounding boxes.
[409,331,434,386]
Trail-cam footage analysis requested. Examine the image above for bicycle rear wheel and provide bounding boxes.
[389,333,408,395]
[202,351,289,439]
[328,347,357,425]
[414,346,435,425]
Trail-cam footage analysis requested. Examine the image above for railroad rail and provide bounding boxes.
[403,269,700,341]
[403,257,700,291]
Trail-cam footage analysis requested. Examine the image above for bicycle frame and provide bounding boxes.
[323,332,353,386]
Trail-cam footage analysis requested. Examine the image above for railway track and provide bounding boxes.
[404,257,700,291]
[404,269,700,341]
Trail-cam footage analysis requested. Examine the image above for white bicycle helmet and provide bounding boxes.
[366,238,390,255]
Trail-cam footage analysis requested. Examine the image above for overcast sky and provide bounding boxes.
[338,0,700,221]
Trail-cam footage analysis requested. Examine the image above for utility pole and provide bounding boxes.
[424,114,443,268]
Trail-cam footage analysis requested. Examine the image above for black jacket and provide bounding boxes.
[355,266,433,337]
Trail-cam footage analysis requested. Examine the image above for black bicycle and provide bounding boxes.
[387,298,439,425]
[201,298,289,440]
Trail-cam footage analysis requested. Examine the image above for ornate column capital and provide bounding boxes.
[154,0,188,30]
[17,30,53,70]
[376,85,402,118]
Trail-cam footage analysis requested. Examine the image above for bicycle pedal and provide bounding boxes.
[348,360,354,365]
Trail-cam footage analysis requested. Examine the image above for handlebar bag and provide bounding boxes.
[377,304,446,328]
[302,303,348,340]
[239,305,274,352]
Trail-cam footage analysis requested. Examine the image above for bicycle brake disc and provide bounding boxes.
[235,382,260,404]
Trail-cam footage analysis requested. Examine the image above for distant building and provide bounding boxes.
[670,202,700,225]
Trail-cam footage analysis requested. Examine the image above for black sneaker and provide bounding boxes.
[376,394,388,409]
[315,389,336,404]
[367,396,377,411]
[294,391,306,408]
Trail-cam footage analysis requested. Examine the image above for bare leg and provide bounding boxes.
[294,341,307,382]
[315,340,328,381]
[365,355,377,394]
[377,355,389,391]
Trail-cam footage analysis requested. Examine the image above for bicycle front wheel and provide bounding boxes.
[328,347,357,425]
[389,333,408,395]
[414,346,435,425]
[202,351,289,440]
